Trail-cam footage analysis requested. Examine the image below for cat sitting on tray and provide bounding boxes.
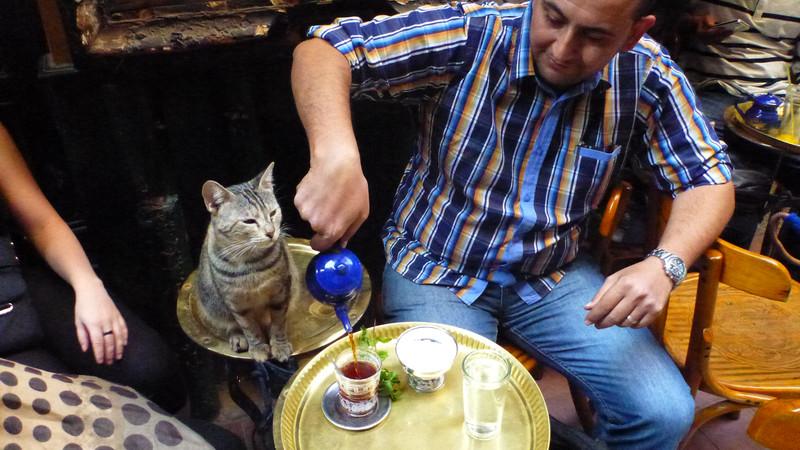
[196,162,297,362]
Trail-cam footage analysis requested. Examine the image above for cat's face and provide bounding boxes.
[202,162,283,249]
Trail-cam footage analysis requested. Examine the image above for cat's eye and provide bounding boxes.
[269,210,278,218]
[242,219,258,225]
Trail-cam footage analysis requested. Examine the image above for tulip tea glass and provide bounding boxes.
[332,347,382,417]
[395,325,458,392]
[461,349,512,440]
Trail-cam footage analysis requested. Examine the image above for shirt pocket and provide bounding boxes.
[574,144,621,212]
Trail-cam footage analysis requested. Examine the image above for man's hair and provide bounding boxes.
[634,0,657,18]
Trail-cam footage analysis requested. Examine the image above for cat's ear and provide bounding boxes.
[255,162,275,192]
[202,181,233,214]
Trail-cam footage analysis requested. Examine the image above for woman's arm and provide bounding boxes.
[0,123,127,364]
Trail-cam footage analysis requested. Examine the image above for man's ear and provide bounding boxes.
[622,14,656,52]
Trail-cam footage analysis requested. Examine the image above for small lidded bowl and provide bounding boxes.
[395,325,458,393]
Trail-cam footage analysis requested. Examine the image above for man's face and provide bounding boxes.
[530,0,654,88]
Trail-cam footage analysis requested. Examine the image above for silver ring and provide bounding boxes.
[102,330,113,336]
[627,315,637,323]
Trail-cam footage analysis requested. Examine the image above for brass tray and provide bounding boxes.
[274,322,550,450]
[725,102,800,154]
[176,238,371,359]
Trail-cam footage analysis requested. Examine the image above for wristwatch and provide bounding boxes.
[646,248,687,288]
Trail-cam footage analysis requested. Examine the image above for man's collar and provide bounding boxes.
[509,1,536,81]
[509,1,613,92]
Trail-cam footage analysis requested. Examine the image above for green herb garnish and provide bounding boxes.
[358,327,403,401]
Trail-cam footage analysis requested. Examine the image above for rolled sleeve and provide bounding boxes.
[307,5,470,99]
[637,50,733,196]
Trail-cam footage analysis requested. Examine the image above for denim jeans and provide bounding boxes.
[382,254,694,449]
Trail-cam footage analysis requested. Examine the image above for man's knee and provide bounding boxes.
[631,384,695,445]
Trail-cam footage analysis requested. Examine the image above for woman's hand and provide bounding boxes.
[73,278,128,365]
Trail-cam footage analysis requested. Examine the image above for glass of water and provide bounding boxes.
[461,349,512,440]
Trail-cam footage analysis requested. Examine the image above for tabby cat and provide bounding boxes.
[196,162,297,362]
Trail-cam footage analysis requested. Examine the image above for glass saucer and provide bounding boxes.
[321,382,391,431]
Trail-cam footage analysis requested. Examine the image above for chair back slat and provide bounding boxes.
[715,239,792,301]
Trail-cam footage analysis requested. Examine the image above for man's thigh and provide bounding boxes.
[502,255,690,424]
[381,265,500,341]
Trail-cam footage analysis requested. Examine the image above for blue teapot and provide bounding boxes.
[305,246,363,333]
[736,94,783,131]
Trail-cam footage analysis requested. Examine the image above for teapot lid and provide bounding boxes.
[305,247,363,303]
[753,94,782,109]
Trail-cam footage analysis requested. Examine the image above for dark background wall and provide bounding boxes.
[1,0,416,314]
[0,0,416,413]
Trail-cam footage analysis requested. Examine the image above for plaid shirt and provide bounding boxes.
[308,1,732,304]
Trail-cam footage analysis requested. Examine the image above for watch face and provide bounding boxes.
[665,256,686,280]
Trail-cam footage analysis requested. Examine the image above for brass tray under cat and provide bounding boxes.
[176,238,371,359]
[273,322,550,450]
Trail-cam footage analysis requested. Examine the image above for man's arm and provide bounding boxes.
[585,181,734,329]
[584,36,735,329]
[292,38,369,251]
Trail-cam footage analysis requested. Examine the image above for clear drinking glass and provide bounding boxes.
[779,84,799,145]
[461,349,512,440]
[332,347,382,417]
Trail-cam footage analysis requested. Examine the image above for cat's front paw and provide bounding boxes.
[270,339,293,362]
[229,334,249,353]
[249,343,271,362]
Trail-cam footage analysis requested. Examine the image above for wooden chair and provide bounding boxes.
[662,238,800,447]
[747,398,800,450]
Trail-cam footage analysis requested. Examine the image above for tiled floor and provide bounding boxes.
[209,364,765,450]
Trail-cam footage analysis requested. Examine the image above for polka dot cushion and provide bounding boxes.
[0,358,213,449]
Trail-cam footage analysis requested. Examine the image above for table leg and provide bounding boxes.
[227,358,298,450]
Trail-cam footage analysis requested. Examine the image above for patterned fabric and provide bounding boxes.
[680,0,800,95]
[308,1,732,304]
[0,358,213,449]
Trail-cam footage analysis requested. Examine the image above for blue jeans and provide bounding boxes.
[383,254,694,449]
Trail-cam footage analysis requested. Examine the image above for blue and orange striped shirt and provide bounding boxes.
[308,1,732,304]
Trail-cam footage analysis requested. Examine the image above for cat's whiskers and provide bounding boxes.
[219,241,253,260]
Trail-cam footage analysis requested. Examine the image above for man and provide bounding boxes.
[676,0,798,245]
[678,0,799,127]
[292,0,734,447]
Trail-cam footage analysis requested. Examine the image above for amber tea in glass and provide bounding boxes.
[333,347,382,417]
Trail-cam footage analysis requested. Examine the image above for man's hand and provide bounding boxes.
[294,153,369,250]
[689,14,735,43]
[74,278,129,365]
[584,257,673,329]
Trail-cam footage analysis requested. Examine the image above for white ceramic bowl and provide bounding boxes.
[395,325,458,392]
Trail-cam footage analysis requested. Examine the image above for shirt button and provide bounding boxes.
[523,195,532,202]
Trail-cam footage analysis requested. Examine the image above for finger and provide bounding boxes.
[585,277,615,310]
[340,220,364,249]
[89,330,106,364]
[584,281,623,325]
[632,310,659,329]
[310,232,339,251]
[120,319,129,347]
[103,327,115,364]
[596,299,636,329]
[113,322,125,360]
[76,323,89,352]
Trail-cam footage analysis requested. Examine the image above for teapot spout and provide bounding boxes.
[334,303,353,334]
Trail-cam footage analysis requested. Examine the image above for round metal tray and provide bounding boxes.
[176,238,372,359]
[274,322,550,450]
